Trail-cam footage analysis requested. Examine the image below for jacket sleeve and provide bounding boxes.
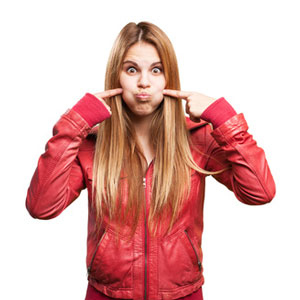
[26,109,92,219]
[205,113,276,205]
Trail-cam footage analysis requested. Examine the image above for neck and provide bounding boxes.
[134,120,151,139]
[129,114,155,166]
[128,112,153,139]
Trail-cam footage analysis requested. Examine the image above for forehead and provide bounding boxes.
[123,42,161,64]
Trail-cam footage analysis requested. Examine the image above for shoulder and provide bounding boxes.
[185,116,212,146]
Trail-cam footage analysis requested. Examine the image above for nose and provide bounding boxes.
[137,71,150,88]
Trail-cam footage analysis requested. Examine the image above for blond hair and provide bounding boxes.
[92,21,223,238]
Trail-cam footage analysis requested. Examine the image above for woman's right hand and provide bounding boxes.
[93,88,123,114]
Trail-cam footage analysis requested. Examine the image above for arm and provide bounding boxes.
[25,92,114,219]
[155,89,275,205]
[203,100,276,205]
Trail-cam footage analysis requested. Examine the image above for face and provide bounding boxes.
[119,42,166,120]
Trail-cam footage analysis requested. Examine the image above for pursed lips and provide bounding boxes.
[136,93,151,100]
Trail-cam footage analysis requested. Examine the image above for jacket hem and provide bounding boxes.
[88,278,133,299]
[159,277,204,300]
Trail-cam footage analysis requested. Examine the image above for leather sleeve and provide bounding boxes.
[26,109,91,219]
[205,113,276,205]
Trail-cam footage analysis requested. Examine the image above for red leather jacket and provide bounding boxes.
[26,105,275,299]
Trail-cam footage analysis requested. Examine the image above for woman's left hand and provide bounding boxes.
[163,89,217,123]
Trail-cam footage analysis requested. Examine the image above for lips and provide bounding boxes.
[136,93,151,100]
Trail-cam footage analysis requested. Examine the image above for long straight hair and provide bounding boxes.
[92,22,223,238]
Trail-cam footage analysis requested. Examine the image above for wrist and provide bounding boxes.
[200,97,237,128]
[72,93,111,127]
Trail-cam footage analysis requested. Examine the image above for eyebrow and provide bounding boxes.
[122,60,162,67]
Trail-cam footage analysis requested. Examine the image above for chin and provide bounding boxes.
[131,109,155,117]
[135,111,152,116]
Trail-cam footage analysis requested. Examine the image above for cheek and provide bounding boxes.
[161,77,166,89]
[119,73,134,91]
[119,78,131,102]
[155,77,166,91]
[153,78,166,100]
[119,75,127,89]
[120,77,133,100]
[122,91,132,104]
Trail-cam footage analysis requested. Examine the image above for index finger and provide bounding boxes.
[163,89,191,100]
[99,88,123,99]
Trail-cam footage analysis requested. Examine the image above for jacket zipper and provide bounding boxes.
[143,160,154,300]
[184,230,202,271]
[87,230,106,276]
[143,177,147,300]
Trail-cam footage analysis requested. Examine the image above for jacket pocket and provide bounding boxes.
[87,230,107,276]
[87,228,133,288]
[158,228,202,290]
[184,230,202,272]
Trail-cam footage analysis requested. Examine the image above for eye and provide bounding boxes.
[127,67,137,74]
[152,67,163,74]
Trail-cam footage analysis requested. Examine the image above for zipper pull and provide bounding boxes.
[198,261,202,271]
[143,177,146,188]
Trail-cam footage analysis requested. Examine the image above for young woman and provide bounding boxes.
[26,21,276,300]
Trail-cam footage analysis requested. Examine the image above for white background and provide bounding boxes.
[1,0,299,299]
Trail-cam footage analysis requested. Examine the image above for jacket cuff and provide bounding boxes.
[210,113,248,146]
[200,97,237,128]
[72,93,111,127]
